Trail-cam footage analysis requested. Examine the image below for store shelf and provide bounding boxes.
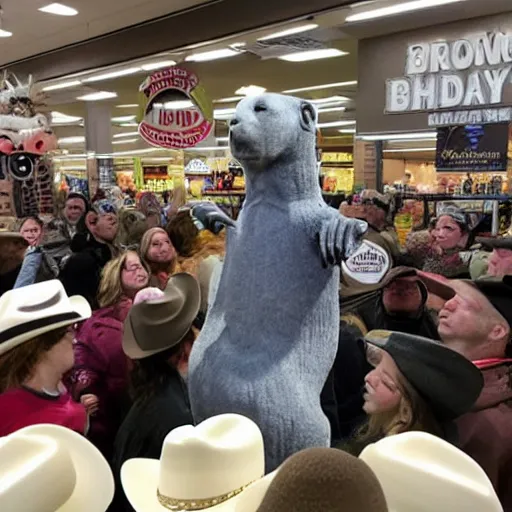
[203,190,246,196]
[397,193,511,201]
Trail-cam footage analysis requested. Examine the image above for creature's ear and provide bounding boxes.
[300,101,317,132]
[85,211,98,231]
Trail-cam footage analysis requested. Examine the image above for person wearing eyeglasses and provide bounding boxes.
[69,251,149,460]
[60,198,120,309]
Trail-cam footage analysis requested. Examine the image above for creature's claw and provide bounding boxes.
[190,201,237,234]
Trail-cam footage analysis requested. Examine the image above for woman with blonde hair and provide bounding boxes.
[70,250,149,458]
[140,227,178,289]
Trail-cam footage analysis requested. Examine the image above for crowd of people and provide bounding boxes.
[0,182,511,511]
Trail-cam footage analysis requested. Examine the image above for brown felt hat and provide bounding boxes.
[256,448,388,512]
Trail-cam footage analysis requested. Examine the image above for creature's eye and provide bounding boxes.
[254,104,267,113]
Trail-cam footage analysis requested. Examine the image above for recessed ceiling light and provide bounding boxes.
[39,3,78,16]
[317,107,346,114]
[111,115,137,123]
[339,129,356,134]
[77,91,117,101]
[112,138,138,145]
[0,29,13,38]
[120,122,139,127]
[360,132,437,141]
[83,68,141,83]
[279,49,348,62]
[58,136,85,144]
[257,23,318,41]
[185,48,241,62]
[283,81,357,94]
[235,85,266,96]
[43,80,81,91]
[52,111,83,125]
[346,0,465,22]
[214,108,237,120]
[117,104,139,108]
[154,100,194,110]
[317,120,356,128]
[113,131,139,139]
[310,96,350,105]
[383,147,436,153]
[214,97,244,103]
[141,60,177,71]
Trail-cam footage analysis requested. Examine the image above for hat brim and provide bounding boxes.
[475,236,512,250]
[0,294,92,357]
[121,459,277,512]
[417,272,456,301]
[0,232,28,245]
[13,424,114,512]
[123,273,201,360]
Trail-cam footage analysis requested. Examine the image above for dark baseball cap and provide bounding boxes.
[475,236,512,251]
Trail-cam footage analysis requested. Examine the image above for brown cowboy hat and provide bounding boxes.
[123,273,201,360]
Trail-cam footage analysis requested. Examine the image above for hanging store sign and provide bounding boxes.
[386,31,512,126]
[435,123,509,172]
[138,66,214,149]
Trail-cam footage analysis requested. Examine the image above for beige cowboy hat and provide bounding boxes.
[0,279,91,356]
[123,273,201,359]
[121,414,277,512]
[0,423,114,512]
[359,431,503,512]
[0,231,28,244]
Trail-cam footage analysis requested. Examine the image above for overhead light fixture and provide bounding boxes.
[257,23,318,41]
[77,91,117,101]
[216,137,230,142]
[186,146,230,152]
[279,48,348,62]
[141,60,177,71]
[51,111,83,125]
[235,85,266,96]
[360,132,437,141]
[113,131,139,139]
[83,68,141,83]
[111,115,136,123]
[0,28,12,37]
[214,108,237,120]
[339,128,356,134]
[117,104,139,108]
[383,147,437,152]
[317,120,356,128]
[230,42,246,49]
[43,80,82,91]
[283,81,357,94]
[214,96,244,103]
[185,48,241,62]
[58,136,85,145]
[317,107,346,114]
[310,96,350,105]
[101,147,166,158]
[345,0,465,22]
[120,122,139,127]
[58,165,87,170]
[112,138,138,145]
[154,100,194,110]
[53,153,88,161]
[38,3,78,16]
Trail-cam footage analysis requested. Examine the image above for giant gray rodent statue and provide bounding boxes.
[188,93,367,471]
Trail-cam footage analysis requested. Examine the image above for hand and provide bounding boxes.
[81,394,99,416]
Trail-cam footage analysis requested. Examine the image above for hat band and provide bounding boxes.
[0,312,81,345]
[156,481,253,511]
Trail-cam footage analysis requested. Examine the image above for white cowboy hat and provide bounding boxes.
[0,279,91,356]
[359,431,503,512]
[121,414,277,512]
[0,423,114,512]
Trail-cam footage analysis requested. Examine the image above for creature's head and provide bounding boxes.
[229,93,316,172]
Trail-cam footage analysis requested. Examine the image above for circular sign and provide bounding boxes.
[138,66,214,150]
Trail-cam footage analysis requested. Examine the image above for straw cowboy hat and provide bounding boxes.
[0,423,114,512]
[0,279,91,356]
[121,414,277,512]
[123,273,201,359]
[360,431,503,511]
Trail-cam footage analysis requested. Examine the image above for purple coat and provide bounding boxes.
[71,299,132,459]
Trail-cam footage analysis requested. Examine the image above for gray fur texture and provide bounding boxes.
[188,93,367,471]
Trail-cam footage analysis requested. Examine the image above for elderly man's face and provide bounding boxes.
[382,277,423,315]
[487,248,512,278]
[64,197,86,225]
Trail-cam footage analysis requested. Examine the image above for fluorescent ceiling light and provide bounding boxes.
[317,107,346,114]
[58,136,85,144]
[104,148,166,157]
[59,165,87,170]
[361,132,437,141]
[77,91,117,101]
[53,154,87,161]
[153,100,194,110]
[339,129,356,134]
[43,80,81,91]
[112,115,136,123]
[235,85,266,96]
[310,96,350,105]
[38,3,78,16]
[112,138,138,145]
[142,157,175,162]
[186,146,230,152]
[185,48,241,62]
[52,112,83,125]
[0,29,12,38]
[120,122,139,127]
[141,60,177,71]
[113,131,139,139]
[216,137,230,142]
[214,108,237,119]
[117,104,139,108]
[279,48,348,62]
[283,81,357,94]
[383,147,436,152]
[257,23,318,41]
[317,120,356,128]
[83,68,140,83]
[346,0,465,22]
[214,96,244,103]
[230,42,246,49]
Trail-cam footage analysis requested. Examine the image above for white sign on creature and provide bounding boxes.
[386,31,512,126]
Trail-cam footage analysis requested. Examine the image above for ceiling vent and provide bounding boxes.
[245,36,326,60]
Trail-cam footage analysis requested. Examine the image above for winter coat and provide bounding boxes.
[70,300,132,459]
[457,361,512,511]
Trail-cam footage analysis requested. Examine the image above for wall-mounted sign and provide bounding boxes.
[435,123,509,172]
[386,32,512,126]
[138,67,214,149]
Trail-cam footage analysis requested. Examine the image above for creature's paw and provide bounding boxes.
[189,201,237,234]
[318,216,367,267]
